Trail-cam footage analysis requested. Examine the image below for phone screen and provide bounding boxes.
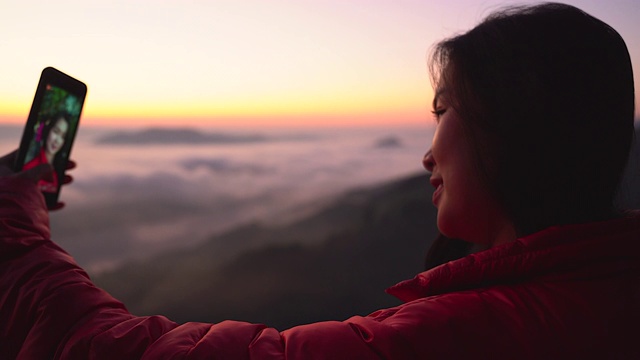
[15,67,86,208]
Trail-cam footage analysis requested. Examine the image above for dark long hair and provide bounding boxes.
[429,3,635,236]
[424,234,475,270]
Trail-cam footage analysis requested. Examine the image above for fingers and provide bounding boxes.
[61,160,75,185]
[66,159,77,171]
[1,151,76,212]
[17,163,54,184]
[61,160,76,185]
[62,174,73,185]
[0,150,18,168]
[0,150,19,176]
[49,202,65,211]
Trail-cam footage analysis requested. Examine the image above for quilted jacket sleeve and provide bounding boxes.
[0,177,179,358]
[0,177,428,359]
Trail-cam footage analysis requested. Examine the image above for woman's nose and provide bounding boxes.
[423,149,435,173]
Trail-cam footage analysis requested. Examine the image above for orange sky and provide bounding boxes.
[0,0,638,127]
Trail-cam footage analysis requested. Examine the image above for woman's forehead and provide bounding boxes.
[54,118,69,129]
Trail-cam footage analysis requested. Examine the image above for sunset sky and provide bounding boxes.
[0,0,638,127]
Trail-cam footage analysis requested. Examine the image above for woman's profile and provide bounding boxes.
[22,114,69,192]
[0,3,638,359]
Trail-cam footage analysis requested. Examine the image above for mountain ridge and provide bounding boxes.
[94,173,439,330]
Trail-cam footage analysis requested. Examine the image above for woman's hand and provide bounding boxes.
[0,150,75,210]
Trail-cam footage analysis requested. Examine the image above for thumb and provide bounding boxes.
[17,163,54,183]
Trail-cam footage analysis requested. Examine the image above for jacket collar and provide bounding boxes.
[387,211,640,302]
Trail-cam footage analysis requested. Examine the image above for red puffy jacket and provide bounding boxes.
[1,177,639,359]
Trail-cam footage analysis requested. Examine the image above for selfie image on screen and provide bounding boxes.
[21,84,81,193]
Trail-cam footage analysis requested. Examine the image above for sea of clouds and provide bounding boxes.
[0,124,435,273]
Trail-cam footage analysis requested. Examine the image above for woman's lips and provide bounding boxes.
[430,177,444,206]
[432,184,444,206]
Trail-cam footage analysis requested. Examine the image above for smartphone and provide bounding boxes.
[14,67,87,209]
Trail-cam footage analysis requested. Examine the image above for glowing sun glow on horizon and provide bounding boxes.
[0,0,638,127]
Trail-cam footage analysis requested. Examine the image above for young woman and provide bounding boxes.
[0,3,637,359]
[22,115,69,192]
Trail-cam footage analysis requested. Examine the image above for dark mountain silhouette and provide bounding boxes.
[94,173,439,330]
[94,127,320,145]
[95,128,268,145]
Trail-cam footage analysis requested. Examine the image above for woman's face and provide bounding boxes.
[46,118,68,156]
[423,92,515,246]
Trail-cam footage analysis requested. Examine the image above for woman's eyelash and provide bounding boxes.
[431,108,446,120]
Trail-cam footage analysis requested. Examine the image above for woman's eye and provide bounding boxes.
[431,108,447,122]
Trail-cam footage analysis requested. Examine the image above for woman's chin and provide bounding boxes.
[436,213,456,239]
